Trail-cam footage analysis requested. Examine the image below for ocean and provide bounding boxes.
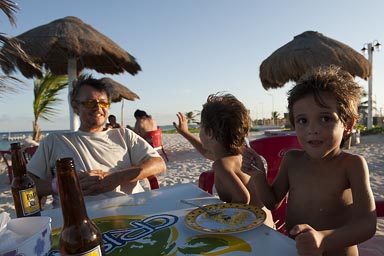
[0,125,176,150]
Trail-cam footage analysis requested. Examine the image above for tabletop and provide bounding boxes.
[43,183,298,256]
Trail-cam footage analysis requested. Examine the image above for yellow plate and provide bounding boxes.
[184,203,266,233]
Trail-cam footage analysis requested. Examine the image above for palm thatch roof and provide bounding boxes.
[259,31,371,90]
[0,16,141,78]
[100,77,140,102]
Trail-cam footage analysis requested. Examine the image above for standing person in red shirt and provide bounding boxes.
[134,110,158,137]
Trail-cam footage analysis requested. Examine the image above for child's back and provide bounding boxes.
[213,154,274,227]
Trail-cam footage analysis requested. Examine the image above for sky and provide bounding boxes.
[0,0,383,132]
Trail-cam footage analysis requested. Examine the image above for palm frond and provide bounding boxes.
[0,74,25,97]
[0,0,19,26]
[33,71,67,122]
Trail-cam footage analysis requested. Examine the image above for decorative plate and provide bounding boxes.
[184,203,266,233]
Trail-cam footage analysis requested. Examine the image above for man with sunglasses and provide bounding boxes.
[27,75,166,208]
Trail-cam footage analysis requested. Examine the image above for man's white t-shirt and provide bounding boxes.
[27,128,161,206]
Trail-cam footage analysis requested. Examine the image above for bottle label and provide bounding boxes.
[19,187,40,215]
[66,246,103,256]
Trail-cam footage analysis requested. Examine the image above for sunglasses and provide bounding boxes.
[76,100,111,109]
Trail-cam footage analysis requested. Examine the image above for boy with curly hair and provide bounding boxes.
[243,66,376,255]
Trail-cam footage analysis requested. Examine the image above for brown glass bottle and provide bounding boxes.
[10,142,41,217]
[56,157,105,256]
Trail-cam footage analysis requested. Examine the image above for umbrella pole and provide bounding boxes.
[121,100,124,127]
[68,58,79,131]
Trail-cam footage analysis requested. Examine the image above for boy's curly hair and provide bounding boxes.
[200,93,252,155]
[287,65,362,146]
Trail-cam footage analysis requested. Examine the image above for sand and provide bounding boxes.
[0,131,383,254]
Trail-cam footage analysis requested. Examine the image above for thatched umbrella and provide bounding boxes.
[259,31,371,90]
[0,16,141,130]
[100,77,140,126]
[100,77,140,103]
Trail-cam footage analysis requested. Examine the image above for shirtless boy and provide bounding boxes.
[242,65,376,255]
[192,93,274,227]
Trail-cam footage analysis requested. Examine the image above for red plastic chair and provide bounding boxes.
[251,135,302,234]
[147,175,160,190]
[249,135,302,185]
[376,199,384,217]
[198,134,303,235]
[0,150,13,184]
[0,146,39,184]
[144,128,169,162]
[23,145,39,163]
[198,170,215,194]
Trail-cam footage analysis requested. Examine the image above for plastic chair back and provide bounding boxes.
[0,146,39,185]
[376,199,384,217]
[23,145,38,163]
[145,128,169,161]
[250,135,302,185]
[198,170,215,194]
[250,135,302,234]
[147,175,160,190]
[147,129,162,148]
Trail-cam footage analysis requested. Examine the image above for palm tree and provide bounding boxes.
[0,0,38,96]
[271,111,280,126]
[33,72,67,141]
[185,111,200,125]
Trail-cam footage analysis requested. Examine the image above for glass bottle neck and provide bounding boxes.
[11,145,27,178]
[57,163,89,224]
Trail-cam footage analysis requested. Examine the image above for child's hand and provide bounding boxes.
[241,147,267,177]
[290,224,324,256]
[173,112,189,135]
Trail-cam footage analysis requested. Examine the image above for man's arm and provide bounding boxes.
[79,156,166,195]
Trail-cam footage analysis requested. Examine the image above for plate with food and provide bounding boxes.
[184,203,266,233]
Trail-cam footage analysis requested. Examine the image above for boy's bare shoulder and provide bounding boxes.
[212,155,241,173]
[338,151,368,172]
[283,148,306,160]
[339,150,365,161]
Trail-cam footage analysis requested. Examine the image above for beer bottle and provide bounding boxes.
[56,157,105,256]
[10,142,41,217]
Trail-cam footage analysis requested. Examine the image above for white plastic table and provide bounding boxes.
[43,183,298,255]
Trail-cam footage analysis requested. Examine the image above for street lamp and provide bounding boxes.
[361,40,381,129]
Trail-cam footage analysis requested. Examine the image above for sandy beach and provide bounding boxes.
[0,131,383,254]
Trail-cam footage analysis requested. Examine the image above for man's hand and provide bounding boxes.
[78,170,115,196]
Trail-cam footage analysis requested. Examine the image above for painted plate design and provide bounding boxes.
[184,203,266,233]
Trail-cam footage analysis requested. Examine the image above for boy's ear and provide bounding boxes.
[344,118,356,135]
